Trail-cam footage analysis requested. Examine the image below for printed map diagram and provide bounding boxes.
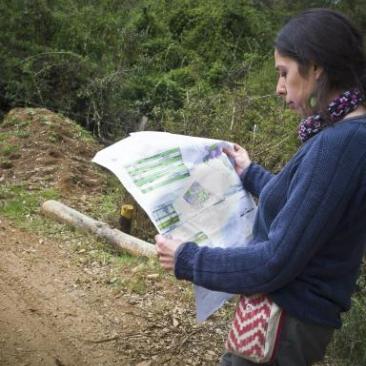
[125,147,189,194]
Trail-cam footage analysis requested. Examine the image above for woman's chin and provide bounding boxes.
[287,103,302,116]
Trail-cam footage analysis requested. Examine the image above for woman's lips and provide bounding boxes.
[287,101,296,110]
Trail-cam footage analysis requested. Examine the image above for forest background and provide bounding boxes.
[0,0,366,365]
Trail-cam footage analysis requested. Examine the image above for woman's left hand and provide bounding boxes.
[155,234,183,272]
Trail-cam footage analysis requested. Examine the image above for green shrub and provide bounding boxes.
[327,264,366,366]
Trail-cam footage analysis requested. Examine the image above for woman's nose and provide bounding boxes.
[276,79,286,97]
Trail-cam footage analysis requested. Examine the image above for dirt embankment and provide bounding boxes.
[0,108,106,202]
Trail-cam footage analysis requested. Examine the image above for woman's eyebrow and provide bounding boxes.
[275,65,288,74]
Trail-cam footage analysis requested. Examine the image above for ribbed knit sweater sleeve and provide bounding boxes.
[174,127,365,294]
[241,163,274,197]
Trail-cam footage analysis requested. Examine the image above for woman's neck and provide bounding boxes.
[344,104,366,119]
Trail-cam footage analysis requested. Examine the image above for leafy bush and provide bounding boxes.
[0,0,279,141]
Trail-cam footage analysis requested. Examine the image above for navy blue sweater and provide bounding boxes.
[175,116,366,328]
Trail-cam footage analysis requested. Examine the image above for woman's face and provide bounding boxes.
[274,49,322,117]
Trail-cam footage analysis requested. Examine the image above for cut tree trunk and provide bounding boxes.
[41,200,156,258]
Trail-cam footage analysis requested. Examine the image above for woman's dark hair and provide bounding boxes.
[275,8,366,117]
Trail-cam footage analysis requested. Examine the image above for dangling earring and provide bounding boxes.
[309,95,317,109]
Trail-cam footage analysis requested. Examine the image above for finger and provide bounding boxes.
[160,263,173,271]
[159,256,173,264]
[158,254,172,266]
[156,242,166,255]
[156,241,175,257]
[222,146,234,157]
[158,251,172,260]
[156,237,168,251]
[233,143,242,152]
[155,234,164,243]
[159,259,174,271]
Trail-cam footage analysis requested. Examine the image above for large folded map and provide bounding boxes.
[92,131,256,321]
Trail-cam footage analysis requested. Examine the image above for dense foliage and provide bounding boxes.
[1,1,366,364]
[1,0,365,159]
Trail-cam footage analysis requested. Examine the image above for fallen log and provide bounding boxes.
[41,200,157,258]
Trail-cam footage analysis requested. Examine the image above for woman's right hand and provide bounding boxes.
[223,143,251,176]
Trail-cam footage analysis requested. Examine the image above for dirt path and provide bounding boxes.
[0,219,135,365]
[0,218,229,366]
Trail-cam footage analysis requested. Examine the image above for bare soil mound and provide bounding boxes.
[0,107,106,198]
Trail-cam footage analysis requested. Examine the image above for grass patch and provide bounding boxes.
[0,158,13,169]
[68,227,157,295]
[39,116,54,126]
[2,117,30,128]
[114,253,149,268]
[0,131,11,142]
[0,143,19,156]
[14,130,31,138]
[0,184,60,224]
[73,123,95,142]
[48,131,63,143]
[327,267,366,366]
[0,179,159,298]
[88,173,124,223]
[67,220,150,267]
[1,117,31,138]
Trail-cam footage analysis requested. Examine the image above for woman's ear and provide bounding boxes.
[313,64,324,80]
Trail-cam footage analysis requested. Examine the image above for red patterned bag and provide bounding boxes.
[225,294,285,364]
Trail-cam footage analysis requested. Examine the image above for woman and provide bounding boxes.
[155,9,366,366]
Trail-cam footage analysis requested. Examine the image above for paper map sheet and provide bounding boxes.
[92,131,256,321]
